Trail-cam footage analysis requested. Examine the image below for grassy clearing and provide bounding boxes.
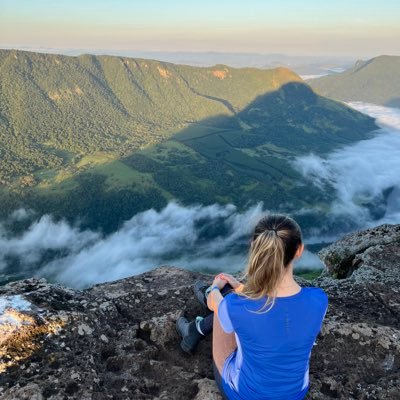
[35,155,166,195]
[141,139,204,164]
[174,123,226,141]
[295,269,323,280]
[93,160,152,188]
[35,173,78,194]
[94,160,173,199]
[76,152,117,168]
[240,181,259,192]
[42,142,76,163]
[34,168,59,182]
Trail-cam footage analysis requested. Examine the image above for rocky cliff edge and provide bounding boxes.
[0,224,399,399]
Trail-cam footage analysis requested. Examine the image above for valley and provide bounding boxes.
[0,50,376,232]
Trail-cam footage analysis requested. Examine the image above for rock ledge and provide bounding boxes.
[0,224,399,399]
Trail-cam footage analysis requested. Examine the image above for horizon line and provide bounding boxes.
[1,45,393,61]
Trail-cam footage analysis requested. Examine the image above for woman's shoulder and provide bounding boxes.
[223,291,248,306]
[223,286,328,305]
[302,286,329,306]
[302,286,328,296]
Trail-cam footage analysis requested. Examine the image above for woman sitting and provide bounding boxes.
[177,214,328,400]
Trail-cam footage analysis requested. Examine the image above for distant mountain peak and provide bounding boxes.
[309,55,400,107]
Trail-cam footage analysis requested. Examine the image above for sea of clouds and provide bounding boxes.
[294,102,400,236]
[0,203,258,287]
[0,202,322,288]
[1,102,399,288]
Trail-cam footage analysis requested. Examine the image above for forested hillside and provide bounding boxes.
[0,49,301,183]
[309,55,400,107]
[0,50,377,231]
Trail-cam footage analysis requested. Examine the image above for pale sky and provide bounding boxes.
[1,0,399,57]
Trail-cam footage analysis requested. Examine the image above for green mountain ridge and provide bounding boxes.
[0,49,302,183]
[309,55,400,107]
[0,50,377,231]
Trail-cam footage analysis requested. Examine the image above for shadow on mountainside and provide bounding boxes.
[1,82,377,235]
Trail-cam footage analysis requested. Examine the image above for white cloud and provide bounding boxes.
[1,203,270,288]
[347,102,400,130]
[294,102,400,233]
[0,201,325,288]
[0,215,100,268]
[9,208,34,222]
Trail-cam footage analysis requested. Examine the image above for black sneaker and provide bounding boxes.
[176,317,203,353]
[193,280,210,308]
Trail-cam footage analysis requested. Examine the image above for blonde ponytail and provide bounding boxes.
[238,215,302,312]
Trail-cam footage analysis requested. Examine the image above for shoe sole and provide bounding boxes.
[180,338,193,354]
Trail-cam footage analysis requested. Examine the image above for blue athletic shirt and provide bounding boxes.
[218,287,328,400]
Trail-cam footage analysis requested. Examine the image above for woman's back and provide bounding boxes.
[218,287,328,400]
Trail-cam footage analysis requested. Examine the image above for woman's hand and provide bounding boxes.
[212,275,227,290]
[219,273,242,290]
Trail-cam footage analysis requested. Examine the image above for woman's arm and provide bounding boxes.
[207,288,223,313]
[207,276,227,313]
[219,273,244,293]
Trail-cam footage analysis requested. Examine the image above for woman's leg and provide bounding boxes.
[176,283,236,353]
[213,361,229,400]
[197,283,234,335]
[212,310,237,374]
